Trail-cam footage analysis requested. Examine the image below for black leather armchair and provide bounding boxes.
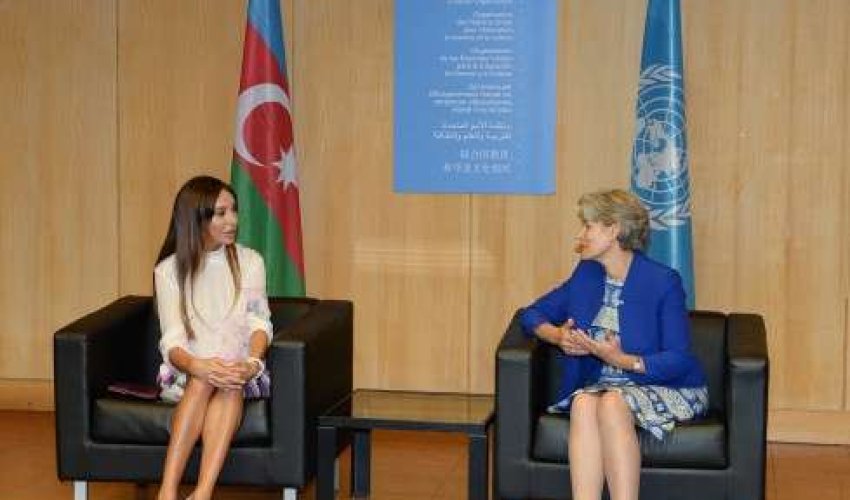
[54,295,353,500]
[495,310,768,500]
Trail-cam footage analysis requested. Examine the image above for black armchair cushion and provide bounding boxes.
[91,397,270,447]
[532,412,726,468]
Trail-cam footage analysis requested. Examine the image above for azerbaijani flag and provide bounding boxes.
[230,0,305,297]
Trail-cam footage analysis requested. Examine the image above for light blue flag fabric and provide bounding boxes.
[630,0,695,309]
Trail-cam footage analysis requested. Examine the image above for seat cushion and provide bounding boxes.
[91,397,271,446]
[532,412,727,468]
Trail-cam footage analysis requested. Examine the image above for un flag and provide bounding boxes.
[630,0,695,309]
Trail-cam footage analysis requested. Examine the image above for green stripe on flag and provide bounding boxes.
[232,161,305,297]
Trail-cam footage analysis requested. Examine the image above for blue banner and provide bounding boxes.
[394,0,557,194]
[630,0,695,308]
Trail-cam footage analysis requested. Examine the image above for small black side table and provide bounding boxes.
[317,389,494,500]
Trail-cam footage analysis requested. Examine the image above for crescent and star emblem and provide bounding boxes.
[234,82,298,189]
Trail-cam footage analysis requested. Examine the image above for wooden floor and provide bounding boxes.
[2,410,849,499]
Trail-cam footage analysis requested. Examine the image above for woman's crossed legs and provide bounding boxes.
[569,391,640,500]
[157,378,244,500]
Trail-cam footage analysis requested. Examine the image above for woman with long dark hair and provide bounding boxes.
[154,176,272,500]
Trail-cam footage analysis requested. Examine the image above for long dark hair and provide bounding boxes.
[156,176,241,338]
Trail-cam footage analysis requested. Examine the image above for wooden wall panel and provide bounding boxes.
[117,0,296,295]
[0,0,118,379]
[470,0,646,393]
[684,0,742,313]
[845,4,850,413]
[117,0,246,295]
[295,0,470,392]
[734,0,795,409]
[782,0,848,410]
[472,0,850,424]
[4,0,850,443]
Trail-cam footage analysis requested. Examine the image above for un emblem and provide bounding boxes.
[631,64,691,230]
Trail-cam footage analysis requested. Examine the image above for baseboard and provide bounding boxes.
[0,379,53,411]
[769,409,850,444]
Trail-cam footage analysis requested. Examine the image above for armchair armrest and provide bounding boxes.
[266,299,354,483]
[495,310,545,495]
[53,295,153,479]
[726,313,769,499]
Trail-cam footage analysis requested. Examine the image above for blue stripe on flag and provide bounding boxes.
[248,0,287,76]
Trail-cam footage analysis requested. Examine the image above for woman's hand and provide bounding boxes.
[189,358,244,389]
[593,331,627,366]
[557,319,591,356]
[572,329,628,367]
[232,359,260,385]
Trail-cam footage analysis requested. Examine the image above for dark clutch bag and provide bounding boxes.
[106,382,160,400]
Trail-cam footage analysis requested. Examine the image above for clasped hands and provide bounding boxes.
[556,319,624,366]
[190,357,260,390]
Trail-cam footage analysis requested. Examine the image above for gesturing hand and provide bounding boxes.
[590,330,627,366]
[557,318,591,356]
[570,329,627,367]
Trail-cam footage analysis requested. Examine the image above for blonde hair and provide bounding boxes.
[577,189,649,251]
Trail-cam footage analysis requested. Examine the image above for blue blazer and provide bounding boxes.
[520,252,706,403]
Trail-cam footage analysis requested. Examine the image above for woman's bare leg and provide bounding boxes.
[189,388,244,500]
[598,391,640,500]
[569,393,605,500]
[157,378,215,500]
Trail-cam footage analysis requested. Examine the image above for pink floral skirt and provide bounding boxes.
[156,363,270,403]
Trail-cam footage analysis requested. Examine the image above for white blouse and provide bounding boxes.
[154,243,273,369]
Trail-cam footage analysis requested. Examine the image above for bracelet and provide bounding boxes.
[246,356,265,379]
[630,356,644,373]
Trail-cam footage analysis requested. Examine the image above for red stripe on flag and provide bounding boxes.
[240,23,289,93]
[234,21,304,279]
[235,158,304,278]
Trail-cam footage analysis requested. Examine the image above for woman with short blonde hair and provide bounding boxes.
[577,189,649,252]
[520,188,707,500]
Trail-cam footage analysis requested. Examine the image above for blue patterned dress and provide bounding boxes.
[548,277,708,440]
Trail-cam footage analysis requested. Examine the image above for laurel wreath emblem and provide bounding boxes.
[638,64,681,87]
[633,64,690,231]
[648,205,691,230]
